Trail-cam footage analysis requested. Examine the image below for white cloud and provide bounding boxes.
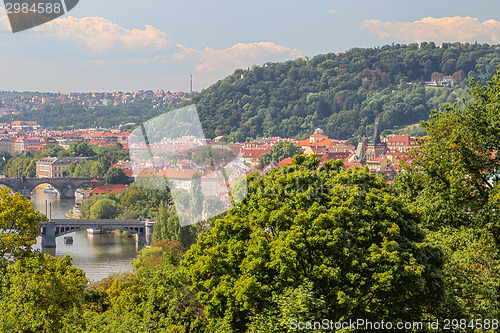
[70,41,304,89]
[328,9,340,15]
[36,16,172,52]
[0,11,305,91]
[194,42,304,73]
[361,16,500,44]
[0,7,11,31]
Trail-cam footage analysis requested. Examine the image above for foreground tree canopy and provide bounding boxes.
[0,186,46,269]
[185,156,446,332]
[397,67,500,245]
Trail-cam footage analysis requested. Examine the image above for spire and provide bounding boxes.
[372,123,381,144]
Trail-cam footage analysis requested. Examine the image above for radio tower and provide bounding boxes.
[190,74,193,93]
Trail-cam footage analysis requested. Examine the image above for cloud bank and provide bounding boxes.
[38,16,172,52]
[0,7,11,31]
[361,16,500,44]
[0,10,304,91]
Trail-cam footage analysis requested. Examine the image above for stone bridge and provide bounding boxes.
[0,177,105,199]
[40,219,155,249]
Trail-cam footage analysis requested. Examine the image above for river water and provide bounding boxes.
[31,186,140,281]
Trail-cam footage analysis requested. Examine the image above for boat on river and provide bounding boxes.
[63,236,73,244]
[43,185,58,194]
[86,228,109,234]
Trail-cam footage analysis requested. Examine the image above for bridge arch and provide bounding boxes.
[30,182,64,196]
[0,177,106,199]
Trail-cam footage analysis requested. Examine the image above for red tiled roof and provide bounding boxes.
[157,168,200,179]
[386,135,416,146]
[123,168,134,177]
[310,133,328,138]
[299,138,310,146]
[278,157,293,167]
[343,162,362,168]
[241,149,267,159]
[89,184,128,196]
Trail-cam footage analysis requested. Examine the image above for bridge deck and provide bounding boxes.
[46,219,148,226]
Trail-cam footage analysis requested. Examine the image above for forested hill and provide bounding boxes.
[188,42,500,142]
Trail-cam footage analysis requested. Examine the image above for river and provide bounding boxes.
[31,186,140,281]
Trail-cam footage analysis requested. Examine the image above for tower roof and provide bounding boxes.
[372,123,381,144]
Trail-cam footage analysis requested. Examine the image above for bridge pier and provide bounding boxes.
[59,186,76,199]
[40,222,56,248]
[21,187,31,199]
[145,220,155,245]
[136,220,155,246]
[41,247,56,256]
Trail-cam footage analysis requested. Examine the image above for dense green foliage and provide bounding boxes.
[2,151,38,177]
[78,186,200,248]
[79,186,170,220]
[1,152,500,332]
[185,156,446,331]
[186,42,500,141]
[0,254,88,332]
[395,68,500,326]
[0,99,165,129]
[396,69,500,244]
[258,141,301,168]
[0,186,46,269]
[425,227,500,320]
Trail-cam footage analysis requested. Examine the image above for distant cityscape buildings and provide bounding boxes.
[0,113,420,187]
[0,90,194,116]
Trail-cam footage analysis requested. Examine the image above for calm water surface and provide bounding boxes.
[31,186,140,281]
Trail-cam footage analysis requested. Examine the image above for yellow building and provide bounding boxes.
[36,157,94,178]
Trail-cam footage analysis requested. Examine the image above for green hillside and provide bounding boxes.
[187,42,500,142]
[4,42,500,139]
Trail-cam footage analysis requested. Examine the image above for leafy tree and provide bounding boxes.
[68,141,96,157]
[0,150,12,173]
[425,227,500,319]
[44,144,65,157]
[396,68,500,244]
[184,156,447,331]
[0,254,88,332]
[104,167,128,184]
[152,200,178,243]
[118,186,170,220]
[0,187,46,269]
[79,194,119,219]
[189,173,203,222]
[152,202,197,248]
[89,198,122,219]
[258,141,301,168]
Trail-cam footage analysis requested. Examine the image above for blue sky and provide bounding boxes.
[1,0,500,92]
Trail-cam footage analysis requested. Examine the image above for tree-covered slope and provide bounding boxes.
[189,42,500,141]
[0,100,163,129]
